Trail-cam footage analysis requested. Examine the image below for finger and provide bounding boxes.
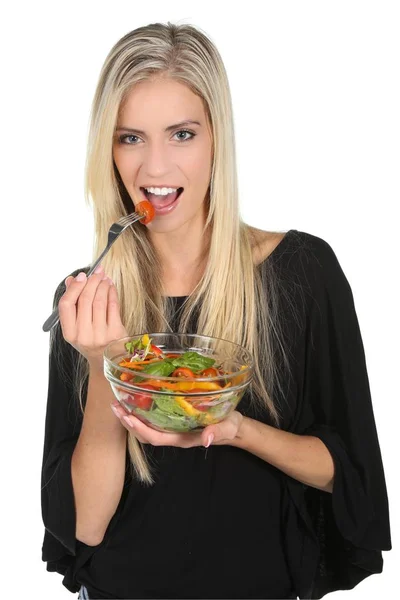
[111,403,202,448]
[201,412,243,447]
[122,414,202,448]
[122,414,173,446]
[75,265,107,328]
[92,277,112,331]
[58,271,88,341]
[110,406,148,443]
[107,280,124,328]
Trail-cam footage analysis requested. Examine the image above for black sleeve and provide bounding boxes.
[40,272,91,576]
[286,234,391,598]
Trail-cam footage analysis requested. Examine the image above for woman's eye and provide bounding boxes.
[173,130,195,142]
[119,134,141,145]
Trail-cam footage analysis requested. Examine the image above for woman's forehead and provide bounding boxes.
[118,79,207,126]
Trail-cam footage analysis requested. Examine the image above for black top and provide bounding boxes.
[41,230,391,599]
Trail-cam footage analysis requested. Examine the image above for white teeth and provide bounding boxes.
[144,187,178,196]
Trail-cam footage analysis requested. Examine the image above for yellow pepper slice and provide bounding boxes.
[132,380,223,392]
[175,381,222,391]
[175,396,202,416]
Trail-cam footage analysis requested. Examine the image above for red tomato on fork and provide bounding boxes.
[136,200,155,225]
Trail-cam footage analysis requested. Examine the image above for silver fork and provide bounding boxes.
[42,211,145,332]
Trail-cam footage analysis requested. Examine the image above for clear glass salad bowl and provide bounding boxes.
[103,333,253,433]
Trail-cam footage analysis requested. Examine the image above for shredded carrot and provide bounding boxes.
[119,363,145,370]
[120,357,161,365]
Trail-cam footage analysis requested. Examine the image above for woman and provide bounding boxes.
[41,22,391,599]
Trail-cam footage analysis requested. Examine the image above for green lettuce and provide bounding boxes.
[141,360,176,377]
[153,393,188,416]
[170,351,215,373]
[135,407,199,432]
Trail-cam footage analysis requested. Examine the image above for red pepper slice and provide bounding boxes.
[150,344,163,356]
[190,389,213,411]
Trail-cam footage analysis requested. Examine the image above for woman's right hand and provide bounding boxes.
[58,264,128,372]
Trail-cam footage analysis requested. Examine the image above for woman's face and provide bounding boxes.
[113,77,213,234]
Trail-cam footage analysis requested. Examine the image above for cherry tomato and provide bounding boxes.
[131,385,158,410]
[172,367,195,378]
[200,367,219,378]
[136,200,155,224]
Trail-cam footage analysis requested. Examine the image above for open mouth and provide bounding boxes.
[139,187,184,213]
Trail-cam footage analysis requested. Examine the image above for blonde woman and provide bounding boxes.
[41,23,391,600]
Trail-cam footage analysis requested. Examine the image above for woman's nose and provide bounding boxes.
[143,142,171,177]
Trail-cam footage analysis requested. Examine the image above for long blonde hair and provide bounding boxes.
[52,22,290,485]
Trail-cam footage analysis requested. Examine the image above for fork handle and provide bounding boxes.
[42,307,62,332]
[86,244,112,278]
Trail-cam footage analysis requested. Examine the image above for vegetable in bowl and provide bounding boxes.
[104,333,253,433]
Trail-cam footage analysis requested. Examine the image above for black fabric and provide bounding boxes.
[41,230,391,599]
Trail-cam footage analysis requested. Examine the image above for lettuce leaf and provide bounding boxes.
[153,394,188,416]
[135,407,198,432]
[170,351,215,373]
[141,360,176,377]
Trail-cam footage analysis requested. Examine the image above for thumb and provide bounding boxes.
[201,412,244,448]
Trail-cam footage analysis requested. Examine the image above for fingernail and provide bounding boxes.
[111,404,121,418]
[107,277,114,285]
[102,273,109,280]
[205,433,214,448]
[123,416,133,427]
[76,272,86,282]
[65,276,72,287]
[94,264,103,274]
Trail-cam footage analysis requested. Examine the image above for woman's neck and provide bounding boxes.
[149,223,211,297]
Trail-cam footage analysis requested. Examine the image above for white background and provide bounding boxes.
[0,1,398,598]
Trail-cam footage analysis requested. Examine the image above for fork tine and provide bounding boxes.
[117,212,140,227]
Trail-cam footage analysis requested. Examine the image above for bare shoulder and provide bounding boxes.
[248,226,287,265]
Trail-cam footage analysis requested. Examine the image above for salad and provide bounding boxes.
[110,334,248,432]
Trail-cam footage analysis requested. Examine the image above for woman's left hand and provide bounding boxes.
[110,401,244,448]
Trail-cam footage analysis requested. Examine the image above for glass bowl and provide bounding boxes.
[103,333,253,433]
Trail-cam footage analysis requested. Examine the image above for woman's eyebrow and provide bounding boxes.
[116,120,202,135]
